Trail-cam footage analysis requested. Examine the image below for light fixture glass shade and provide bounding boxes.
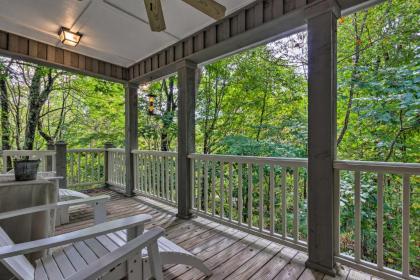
[59,27,81,47]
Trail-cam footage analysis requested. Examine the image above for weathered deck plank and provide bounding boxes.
[56,188,376,280]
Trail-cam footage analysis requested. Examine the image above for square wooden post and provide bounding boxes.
[305,0,340,276]
[46,141,54,172]
[125,83,139,197]
[55,141,67,189]
[177,60,197,219]
[104,142,114,187]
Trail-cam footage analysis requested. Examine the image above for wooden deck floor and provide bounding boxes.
[56,188,375,280]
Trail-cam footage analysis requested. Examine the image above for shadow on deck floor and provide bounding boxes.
[55,188,377,280]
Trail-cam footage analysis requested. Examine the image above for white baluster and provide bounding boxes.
[377,172,384,270]
[293,167,299,242]
[220,162,224,218]
[281,167,287,238]
[204,160,209,214]
[238,163,243,225]
[211,160,216,216]
[228,162,233,221]
[354,171,361,262]
[402,174,410,278]
[258,164,263,231]
[269,164,275,235]
[247,163,253,228]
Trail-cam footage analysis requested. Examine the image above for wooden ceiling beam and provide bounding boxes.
[0,30,128,83]
[182,0,226,20]
[144,0,166,32]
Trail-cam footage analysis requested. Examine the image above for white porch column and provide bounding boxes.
[125,83,139,196]
[305,0,340,276]
[176,60,197,219]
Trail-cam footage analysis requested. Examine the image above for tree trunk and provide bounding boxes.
[160,77,176,151]
[256,90,268,141]
[337,12,368,146]
[24,68,56,150]
[0,74,12,169]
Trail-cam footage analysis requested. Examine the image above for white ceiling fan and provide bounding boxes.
[144,0,226,32]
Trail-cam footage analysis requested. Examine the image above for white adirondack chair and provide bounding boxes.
[37,171,111,225]
[0,200,212,279]
[0,171,106,225]
[0,214,164,280]
[56,188,104,225]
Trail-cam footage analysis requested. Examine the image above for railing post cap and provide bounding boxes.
[104,142,115,149]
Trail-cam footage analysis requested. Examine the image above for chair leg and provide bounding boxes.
[147,242,163,280]
[161,252,212,276]
[127,255,142,280]
[94,201,107,224]
[127,225,144,241]
[60,206,70,224]
[55,209,61,226]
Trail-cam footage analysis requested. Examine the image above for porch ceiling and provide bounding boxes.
[0,0,256,67]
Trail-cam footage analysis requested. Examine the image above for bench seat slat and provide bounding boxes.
[84,238,109,257]
[74,241,98,264]
[41,255,64,280]
[52,250,76,278]
[63,245,88,271]
[106,233,125,247]
[34,260,48,280]
[97,235,119,252]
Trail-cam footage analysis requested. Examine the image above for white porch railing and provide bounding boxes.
[132,150,178,205]
[106,148,126,189]
[67,148,105,189]
[2,147,418,279]
[334,160,420,280]
[1,150,56,173]
[188,153,309,251]
[127,152,420,279]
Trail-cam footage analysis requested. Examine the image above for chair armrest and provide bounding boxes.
[0,195,110,220]
[0,214,152,259]
[66,227,164,280]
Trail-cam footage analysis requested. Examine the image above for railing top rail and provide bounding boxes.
[68,148,105,153]
[334,160,420,175]
[107,148,125,153]
[1,150,56,156]
[131,150,178,157]
[188,153,308,167]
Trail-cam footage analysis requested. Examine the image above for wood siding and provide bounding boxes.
[0,30,127,83]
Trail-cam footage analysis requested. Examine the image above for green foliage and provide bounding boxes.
[62,77,126,148]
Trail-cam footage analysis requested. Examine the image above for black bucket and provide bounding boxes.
[14,159,40,181]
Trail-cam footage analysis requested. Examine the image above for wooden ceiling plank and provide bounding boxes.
[0,31,7,50]
[0,30,127,83]
[37,43,47,60]
[70,0,101,33]
[28,40,38,57]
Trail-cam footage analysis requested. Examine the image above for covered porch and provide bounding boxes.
[0,0,418,279]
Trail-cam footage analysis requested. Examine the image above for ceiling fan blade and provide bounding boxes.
[182,0,226,20]
[144,0,166,32]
